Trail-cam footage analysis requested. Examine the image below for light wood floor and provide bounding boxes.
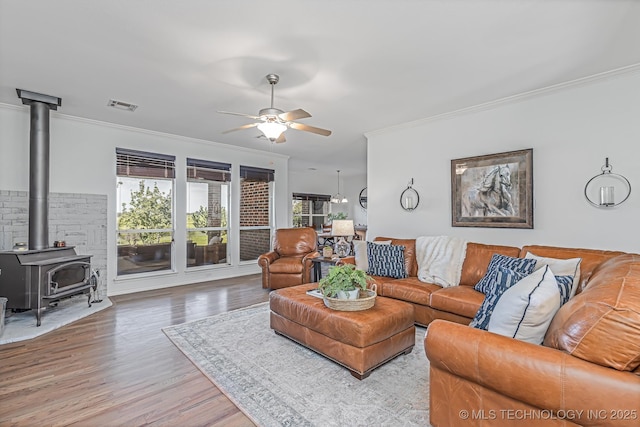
[0,274,270,426]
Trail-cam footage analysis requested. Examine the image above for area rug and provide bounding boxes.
[0,294,112,345]
[163,302,430,427]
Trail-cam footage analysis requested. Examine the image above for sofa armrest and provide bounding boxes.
[338,256,356,266]
[258,251,279,268]
[425,320,640,426]
[302,251,321,283]
[302,251,320,264]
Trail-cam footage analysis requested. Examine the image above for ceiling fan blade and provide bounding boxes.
[278,108,311,122]
[289,122,332,137]
[222,122,259,134]
[217,110,262,120]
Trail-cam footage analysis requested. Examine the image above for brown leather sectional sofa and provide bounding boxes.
[364,237,640,427]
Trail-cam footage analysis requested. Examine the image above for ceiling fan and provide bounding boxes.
[218,73,332,143]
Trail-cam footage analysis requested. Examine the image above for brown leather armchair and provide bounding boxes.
[258,227,319,290]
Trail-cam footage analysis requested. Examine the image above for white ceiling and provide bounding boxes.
[2,0,640,177]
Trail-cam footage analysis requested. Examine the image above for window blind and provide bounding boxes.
[240,165,275,182]
[292,193,331,202]
[116,148,176,179]
[187,158,232,182]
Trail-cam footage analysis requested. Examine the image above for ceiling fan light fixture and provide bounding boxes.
[219,73,331,142]
[257,122,287,141]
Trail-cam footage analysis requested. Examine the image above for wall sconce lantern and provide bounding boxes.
[584,158,631,208]
[400,178,420,211]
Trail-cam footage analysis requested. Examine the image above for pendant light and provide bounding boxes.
[330,170,348,203]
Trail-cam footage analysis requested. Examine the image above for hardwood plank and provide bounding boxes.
[0,274,268,426]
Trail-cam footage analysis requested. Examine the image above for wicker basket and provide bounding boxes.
[323,284,377,311]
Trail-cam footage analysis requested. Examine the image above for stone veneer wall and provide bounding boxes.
[0,190,108,297]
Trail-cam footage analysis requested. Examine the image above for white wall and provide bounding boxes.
[366,70,640,253]
[0,104,290,295]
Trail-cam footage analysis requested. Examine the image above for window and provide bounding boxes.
[292,193,330,230]
[239,165,274,262]
[116,148,175,276]
[186,158,231,267]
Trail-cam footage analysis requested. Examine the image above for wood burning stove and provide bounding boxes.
[0,89,97,326]
[0,247,95,326]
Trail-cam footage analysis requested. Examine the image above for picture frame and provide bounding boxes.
[451,148,533,228]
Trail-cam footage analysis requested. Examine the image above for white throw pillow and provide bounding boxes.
[353,240,391,272]
[525,252,581,298]
[488,265,562,345]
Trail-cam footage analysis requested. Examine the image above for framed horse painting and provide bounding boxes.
[451,148,533,228]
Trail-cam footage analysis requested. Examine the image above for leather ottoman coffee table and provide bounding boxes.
[269,283,415,379]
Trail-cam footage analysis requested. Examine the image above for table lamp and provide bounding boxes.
[331,219,355,257]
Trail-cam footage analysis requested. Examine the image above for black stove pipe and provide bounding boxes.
[16,89,62,250]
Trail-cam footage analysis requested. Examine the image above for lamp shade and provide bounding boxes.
[257,122,287,140]
[331,219,354,236]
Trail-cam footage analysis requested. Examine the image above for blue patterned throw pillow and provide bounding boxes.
[555,275,574,305]
[470,266,526,330]
[367,242,407,279]
[474,254,536,295]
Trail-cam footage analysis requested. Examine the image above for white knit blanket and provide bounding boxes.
[416,236,468,288]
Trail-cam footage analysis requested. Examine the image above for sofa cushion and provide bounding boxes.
[524,252,581,298]
[365,275,389,294]
[544,254,640,372]
[367,243,407,279]
[459,243,521,286]
[470,266,525,330]
[429,286,484,319]
[353,240,391,271]
[474,254,536,294]
[269,256,305,274]
[380,277,440,306]
[374,237,417,277]
[520,245,626,292]
[274,227,317,257]
[554,275,574,305]
[488,265,562,344]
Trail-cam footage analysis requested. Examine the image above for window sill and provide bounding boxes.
[186,263,232,272]
[114,269,177,282]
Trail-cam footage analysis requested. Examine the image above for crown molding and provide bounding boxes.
[366,62,640,138]
[0,102,289,160]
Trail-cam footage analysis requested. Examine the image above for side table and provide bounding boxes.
[310,256,355,282]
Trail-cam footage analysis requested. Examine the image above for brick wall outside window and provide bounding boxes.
[207,184,222,227]
[239,180,271,260]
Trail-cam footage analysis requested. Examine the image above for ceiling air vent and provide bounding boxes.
[108,99,138,112]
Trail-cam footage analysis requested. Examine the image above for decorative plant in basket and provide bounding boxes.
[318,263,371,300]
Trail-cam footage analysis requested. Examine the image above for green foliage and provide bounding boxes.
[220,206,228,228]
[187,204,228,246]
[327,212,347,222]
[117,180,172,244]
[191,205,208,229]
[292,200,303,227]
[318,263,371,297]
